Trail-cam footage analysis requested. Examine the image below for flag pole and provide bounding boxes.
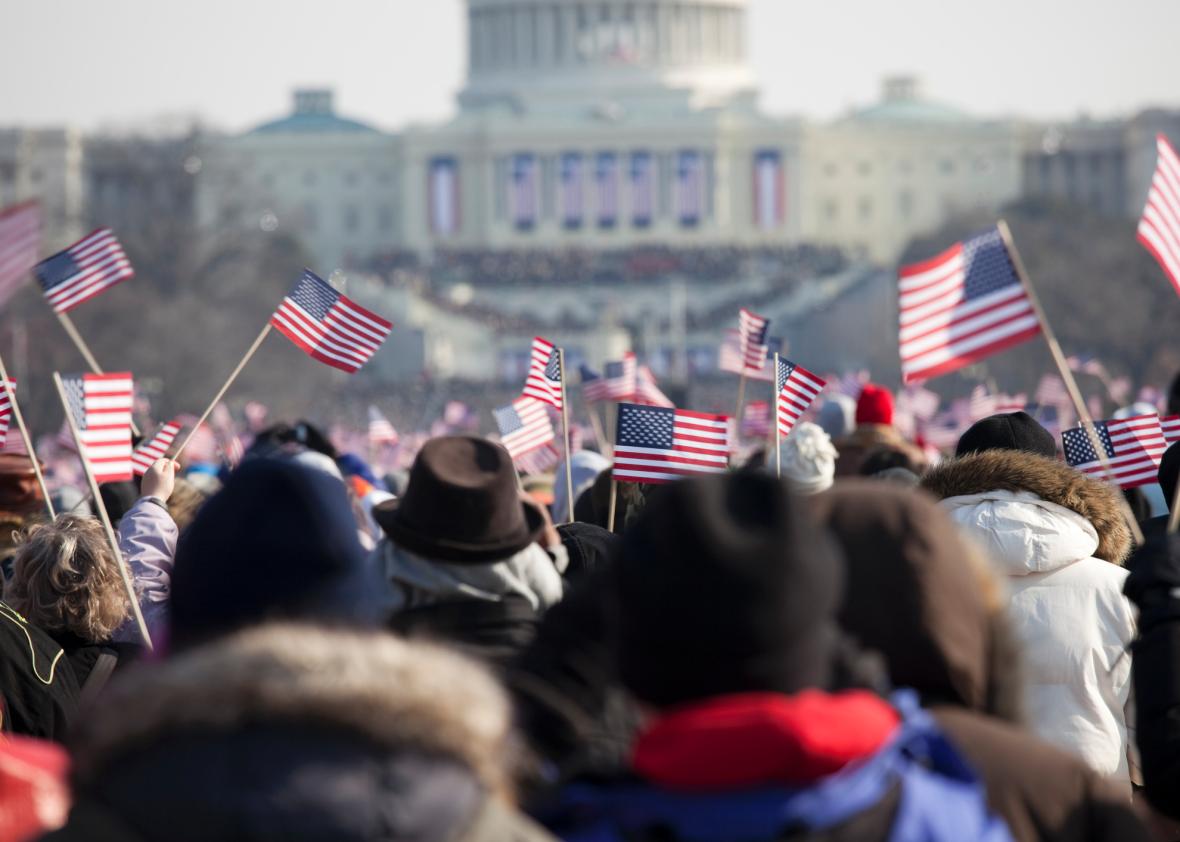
[173,324,272,460]
[1169,480,1180,534]
[51,371,152,649]
[0,355,53,518]
[997,220,1145,546]
[734,371,748,432]
[773,352,782,479]
[607,479,618,533]
[584,396,609,456]
[56,312,140,437]
[558,348,576,524]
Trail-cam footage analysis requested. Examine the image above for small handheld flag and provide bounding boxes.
[368,406,399,446]
[132,420,182,476]
[635,365,674,408]
[1062,414,1167,490]
[494,397,556,461]
[61,372,135,483]
[582,354,638,402]
[35,228,134,314]
[899,226,1041,383]
[271,269,393,374]
[737,308,770,373]
[0,378,15,448]
[0,202,40,306]
[776,359,825,438]
[1137,134,1180,297]
[523,336,563,409]
[612,402,730,484]
[1162,415,1180,446]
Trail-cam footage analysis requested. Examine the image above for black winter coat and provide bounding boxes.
[0,600,79,739]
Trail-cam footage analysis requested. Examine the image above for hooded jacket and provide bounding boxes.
[813,483,1148,842]
[44,624,555,842]
[922,451,1137,787]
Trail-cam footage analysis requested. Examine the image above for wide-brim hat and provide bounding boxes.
[373,436,544,564]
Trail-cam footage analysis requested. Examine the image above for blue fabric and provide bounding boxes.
[546,692,1013,842]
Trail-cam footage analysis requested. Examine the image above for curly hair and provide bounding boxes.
[5,514,130,642]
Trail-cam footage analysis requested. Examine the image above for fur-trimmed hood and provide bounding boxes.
[68,624,515,797]
[921,450,1131,567]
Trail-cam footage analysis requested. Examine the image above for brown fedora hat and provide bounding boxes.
[373,436,544,563]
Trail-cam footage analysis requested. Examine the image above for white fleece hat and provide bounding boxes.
[776,422,838,495]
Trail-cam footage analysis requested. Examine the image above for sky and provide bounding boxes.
[4,0,1179,133]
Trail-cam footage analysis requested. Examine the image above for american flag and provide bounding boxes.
[631,152,655,227]
[131,420,181,476]
[61,372,134,483]
[494,397,555,461]
[777,359,826,438]
[1162,414,1180,446]
[1063,414,1168,489]
[899,227,1041,384]
[1138,133,1180,297]
[210,403,245,466]
[0,202,40,306]
[720,329,774,382]
[511,153,538,230]
[516,442,562,476]
[677,150,706,226]
[0,379,15,449]
[900,385,941,422]
[271,269,393,374]
[741,400,771,439]
[1034,374,1070,408]
[596,153,619,227]
[635,365,674,408]
[613,403,730,484]
[368,405,399,446]
[737,308,770,372]
[35,228,134,314]
[522,336,563,410]
[582,354,637,402]
[561,153,585,228]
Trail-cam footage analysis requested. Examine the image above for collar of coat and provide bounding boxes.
[631,690,899,790]
[920,449,1131,565]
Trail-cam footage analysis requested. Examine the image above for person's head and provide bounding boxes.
[615,471,843,708]
[171,458,392,651]
[855,383,894,427]
[1160,442,1180,509]
[859,446,923,479]
[372,436,545,562]
[777,422,837,495]
[812,481,1022,720]
[6,515,129,643]
[1168,370,1180,417]
[166,478,209,534]
[956,411,1057,460]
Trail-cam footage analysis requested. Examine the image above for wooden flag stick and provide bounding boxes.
[584,397,609,456]
[56,312,141,437]
[0,354,54,518]
[52,372,152,650]
[997,220,1145,546]
[607,479,618,533]
[773,352,782,479]
[1169,479,1180,534]
[558,349,576,524]
[173,324,272,460]
[734,371,748,431]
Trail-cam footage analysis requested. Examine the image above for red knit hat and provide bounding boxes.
[855,384,894,426]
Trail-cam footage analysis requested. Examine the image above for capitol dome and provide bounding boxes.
[460,0,758,116]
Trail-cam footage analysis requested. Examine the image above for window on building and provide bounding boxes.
[377,205,394,232]
[824,199,839,221]
[343,205,359,232]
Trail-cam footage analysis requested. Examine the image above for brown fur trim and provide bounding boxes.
[68,624,515,799]
[920,450,1131,565]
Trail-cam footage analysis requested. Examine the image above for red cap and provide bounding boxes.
[855,384,894,426]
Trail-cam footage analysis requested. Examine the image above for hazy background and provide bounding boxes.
[5,0,1179,131]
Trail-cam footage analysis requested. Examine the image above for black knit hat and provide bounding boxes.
[615,471,844,707]
[956,411,1057,459]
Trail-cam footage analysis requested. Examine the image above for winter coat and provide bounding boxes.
[380,539,565,666]
[0,600,79,739]
[43,624,556,842]
[922,451,1137,787]
[112,496,177,646]
[814,481,1148,842]
[50,630,141,695]
[833,424,927,477]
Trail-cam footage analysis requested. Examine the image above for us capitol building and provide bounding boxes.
[193,0,1035,270]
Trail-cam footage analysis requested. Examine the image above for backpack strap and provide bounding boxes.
[79,651,118,709]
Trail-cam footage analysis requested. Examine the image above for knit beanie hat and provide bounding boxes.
[955,411,1056,459]
[777,422,838,495]
[856,384,894,426]
[616,471,844,707]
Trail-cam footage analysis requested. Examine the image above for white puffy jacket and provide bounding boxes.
[940,488,1136,787]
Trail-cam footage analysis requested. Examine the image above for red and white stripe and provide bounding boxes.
[0,379,16,449]
[1073,415,1168,489]
[1138,134,1180,298]
[777,364,825,438]
[40,229,134,314]
[522,336,563,409]
[898,235,1040,384]
[613,408,730,484]
[74,373,134,483]
[0,202,40,306]
[498,397,556,461]
[368,406,399,446]
[634,365,674,408]
[132,421,181,476]
[737,308,770,372]
[271,294,393,375]
[1162,414,1180,446]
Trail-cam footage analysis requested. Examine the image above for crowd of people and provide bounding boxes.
[3,375,1180,841]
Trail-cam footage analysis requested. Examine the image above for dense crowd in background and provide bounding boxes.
[4,369,1180,841]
